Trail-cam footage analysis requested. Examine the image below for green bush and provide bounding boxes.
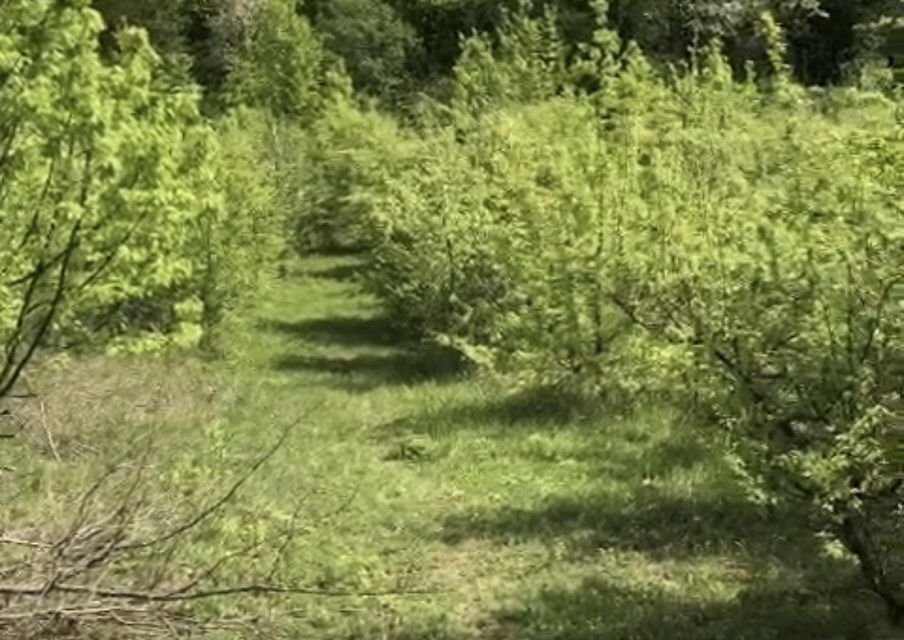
[607,66,904,619]
[296,90,418,253]
[345,14,904,619]
[0,0,213,391]
[0,0,291,383]
[305,0,420,102]
[226,0,327,120]
[191,107,288,352]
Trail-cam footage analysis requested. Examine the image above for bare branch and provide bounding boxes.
[0,581,440,602]
[116,419,297,552]
[0,409,434,639]
[0,537,51,550]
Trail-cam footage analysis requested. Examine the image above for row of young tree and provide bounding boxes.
[1,0,902,631]
[0,2,333,633]
[299,5,904,626]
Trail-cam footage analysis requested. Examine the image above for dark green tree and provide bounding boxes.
[92,0,189,54]
[304,0,420,102]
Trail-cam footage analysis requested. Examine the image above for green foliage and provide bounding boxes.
[92,0,189,55]
[0,0,290,386]
[366,125,508,343]
[305,0,420,103]
[192,108,287,351]
[0,0,212,389]
[605,77,904,616]
[91,0,904,98]
[226,0,326,120]
[325,10,904,618]
[4,0,902,632]
[394,0,519,84]
[451,8,567,113]
[296,91,417,253]
[6,254,878,638]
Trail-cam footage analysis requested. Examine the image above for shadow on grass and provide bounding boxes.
[439,491,814,562]
[422,416,877,635]
[486,573,872,640]
[381,384,809,560]
[304,261,367,282]
[264,315,401,349]
[264,307,470,391]
[338,571,871,640]
[445,385,604,427]
[376,386,612,439]
[379,494,872,639]
[272,346,467,392]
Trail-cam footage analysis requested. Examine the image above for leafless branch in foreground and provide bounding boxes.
[0,418,434,639]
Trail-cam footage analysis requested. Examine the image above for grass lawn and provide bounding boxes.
[0,254,886,639]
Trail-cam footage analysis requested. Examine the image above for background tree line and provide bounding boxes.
[91,0,903,107]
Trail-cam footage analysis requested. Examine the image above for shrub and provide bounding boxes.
[296,92,417,253]
[305,0,421,103]
[0,0,212,393]
[350,14,904,620]
[226,0,326,120]
[0,0,291,384]
[608,75,904,620]
[190,107,287,351]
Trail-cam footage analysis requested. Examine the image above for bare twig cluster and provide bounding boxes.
[0,420,425,639]
[0,426,285,638]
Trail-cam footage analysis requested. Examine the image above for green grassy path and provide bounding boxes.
[1,254,878,639]
[215,254,873,639]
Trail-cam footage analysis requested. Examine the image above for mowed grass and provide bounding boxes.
[0,254,886,639]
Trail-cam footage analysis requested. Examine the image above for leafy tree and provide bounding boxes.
[92,0,189,55]
[0,0,215,392]
[394,0,517,83]
[334,11,904,620]
[190,108,287,352]
[225,0,326,120]
[294,83,417,252]
[0,0,290,376]
[304,0,420,103]
[184,0,260,94]
[605,71,904,621]
[451,7,568,113]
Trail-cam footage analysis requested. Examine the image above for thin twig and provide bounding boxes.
[0,581,441,602]
[38,400,60,462]
[0,536,50,550]
[116,419,299,552]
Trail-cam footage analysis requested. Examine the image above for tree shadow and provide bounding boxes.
[377,388,713,481]
[391,387,883,638]
[446,386,603,427]
[439,490,817,563]
[414,393,831,564]
[487,574,873,640]
[263,315,402,349]
[303,261,367,282]
[272,346,467,392]
[325,571,874,640]
[264,306,469,391]
[375,385,611,439]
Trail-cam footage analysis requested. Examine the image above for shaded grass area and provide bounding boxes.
[271,347,464,391]
[489,573,868,640]
[1,254,887,639]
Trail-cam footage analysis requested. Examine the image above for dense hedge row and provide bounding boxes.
[300,14,904,620]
